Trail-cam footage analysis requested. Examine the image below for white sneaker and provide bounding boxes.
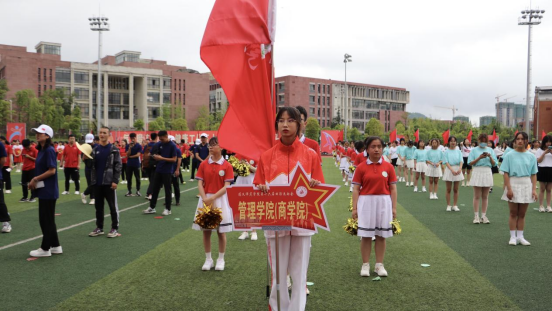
[422,187,427,192]
[74,191,80,195]
[2,222,11,233]
[539,206,546,213]
[344,182,348,186]
[462,182,466,187]
[143,207,156,214]
[172,193,175,198]
[61,191,69,195]
[547,206,552,213]
[343,178,346,182]
[446,206,452,212]
[374,263,388,277]
[517,238,531,246]
[5,190,11,194]
[238,232,249,240]
[30,248,51,257]
[452,206,460,212]
[473,215,480,224]
[481,215,490,224]
[251,232,258,241]
[202,259,214,271]
[215,259,225,271]
[410,182,414,187]
[69,180,74,183]
[430,193,434,199]
[360,263,370,277]
[51,246,63,254]
[413,187,418,192]
[89,199,95,205]
[509,237,518,246]
[189,179,195,182]
[16,169,21,173]
[81,193,87,204]
[466,181,470,186]
[306,287,310,295]
[434,194,438,200]
[162,209,171,216]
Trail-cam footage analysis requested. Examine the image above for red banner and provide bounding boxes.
[227,164,339,232]
[110,131,218,145]
[320,130,340,154]
[7,123,26,142]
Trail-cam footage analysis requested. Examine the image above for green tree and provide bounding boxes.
[331,110,343,128]
[69,106,82,133]
[365,118,384,137]
[194,106,210,130]
[29,97,43,128]
[305,117,320,141]
[195,118,208,131]
[172,118,189,131]
[15,89,35,123]
[0,100,12,127]
[395,122,406,135]
[0,79,8,100]
[348,127,363,142]
[161,103,172,129]
[134,119,145,130]
[209,111,223,131]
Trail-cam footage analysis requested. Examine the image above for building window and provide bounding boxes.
[123,94,130,106]
[57,86,71,98]
[309,107,315,115]
[43,85,47,92]
[309,83,315,93]
[182,94,186,105]
[108,93,121,105]
[50,69,52,82]
[163,78,171,90]
[122,107,129,120]
[163,93,171,104]
[55,68,71,83]
[318,84,321,93]
[278,94,284,104]
[148,107,160,119]
[179,79,181,91]
[182,80,186,91]
[147,78,160,89]
[44,68,47,81]
[43,45,60,55]
[147,92,160,104]
[108,106,121,119]
[74,71,89,84]
[323,84,325,94]
[74,88,89,100]
[38,85,41,97]
[38,68,41,82]
[309,95,315,105]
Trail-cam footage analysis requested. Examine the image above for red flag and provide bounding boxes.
[414,129,419,143]
[542,130,547,140]
[490,129,496,142]
[200,0,277,162]
[514,130,519,137]
[467,130,473,142]
[337,130,344,142]
[442,129,450,144]
[389,129,397,143]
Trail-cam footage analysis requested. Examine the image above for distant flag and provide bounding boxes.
[542,130,547,140]
[490,129,497,142]
[414,129,419,143]
[467,130,473,142]
[514,130,519,137]
[389,129,397,143]
[442,129,450,144]
[337,130,344,142]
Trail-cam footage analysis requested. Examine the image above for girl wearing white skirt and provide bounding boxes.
[340,142,350,185]
[468,133,497,224]
[426,139,443,200]
[535,135,552,212]
[461,139,473,187]
[404,141,416,187]
[413,140,428,193]
[352,136,397,278]
[236,157,258,241]
[193,137,235,271]
[388,141,398,167]
[443,136,464,212]
[500,132,538,246]
[396,138,407,182]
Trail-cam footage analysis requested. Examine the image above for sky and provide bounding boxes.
[2,0,551,125]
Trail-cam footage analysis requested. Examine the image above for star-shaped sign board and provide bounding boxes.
[227,164,339,233]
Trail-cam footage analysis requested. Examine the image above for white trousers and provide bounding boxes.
[267,235,311,311]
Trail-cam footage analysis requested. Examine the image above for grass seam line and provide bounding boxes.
[0,186,198,252]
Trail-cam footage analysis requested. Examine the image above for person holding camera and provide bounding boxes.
[468,133,497,224]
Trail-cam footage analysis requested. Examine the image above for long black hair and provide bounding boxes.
[36,137,53,151]
[541,135,552,150]
[275,107,302,138]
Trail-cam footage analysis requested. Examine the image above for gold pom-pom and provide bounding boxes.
[333,151,337,158]
[229,156,250,177]
[348,196,353,212]
[349,165,355,174]
[228,156,239,166]
[194,203,223,229]
[343,218,358,236]
[390,218,402,235]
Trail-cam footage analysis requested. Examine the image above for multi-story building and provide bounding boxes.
[480,115,496,127]
[0,42,210,131]
[274,75,409,132]
[453,115,470,123]
[496,101,533,128]
[209,79,229,114]
[534,86,552,136]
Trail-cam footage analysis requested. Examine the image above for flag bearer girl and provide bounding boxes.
[193,137,235,271]
[352,136,397,278]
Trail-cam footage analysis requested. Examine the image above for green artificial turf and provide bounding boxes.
[44,159,521,311]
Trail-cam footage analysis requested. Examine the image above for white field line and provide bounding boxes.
[0,187,198,251]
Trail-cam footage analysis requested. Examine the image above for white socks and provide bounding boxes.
[218,252,225,260]
[510,230,516,239]
[482,213,486,217]
[517,231,524,239]
[205,252,212,260]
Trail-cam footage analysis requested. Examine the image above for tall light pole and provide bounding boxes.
[343,53,352,140]
[519,7,545,139]
[89,16,110,134]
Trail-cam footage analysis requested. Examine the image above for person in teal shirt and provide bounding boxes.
[413,140,428,193]
[467,134,497,224]
[404,141,416,187]
[500,131,538,246]
[426,139,443,200]
[442,137,464,211]
[383,144,390,162]
[397,139,407,183]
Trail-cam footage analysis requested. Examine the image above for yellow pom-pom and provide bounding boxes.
[194,203,223,229]
[349,165,355,174]
[348,196,353,212]
[390,218,402,235]
[343,218,358,236]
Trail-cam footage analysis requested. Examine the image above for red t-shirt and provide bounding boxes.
[119,147,128,164]
[22,147,38,171]
[62,144,81,168]
[350,151,358,164]
[13,145,23,163]
[302,136,322,163]
[3,144,12,167]
[352,157,397,195]
[196,157,235,194]
[57,145,64,160]
[354,151,368,167]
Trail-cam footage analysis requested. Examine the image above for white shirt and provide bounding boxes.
[461,146,472,157]
[388,146,398,159]
[494,147,504,157]
[535,149,552,167]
